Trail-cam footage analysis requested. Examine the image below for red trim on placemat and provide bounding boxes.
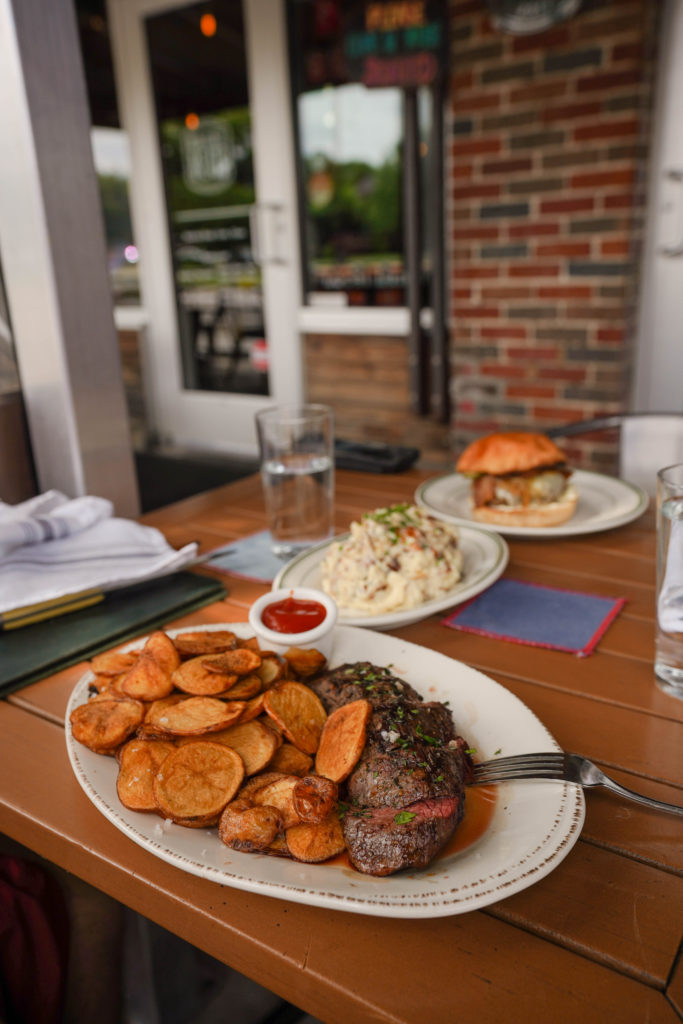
[579,596,626,657]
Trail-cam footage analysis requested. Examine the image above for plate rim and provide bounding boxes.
[65,622,585,919]
[272,524,509,629]
[415,468,649,537]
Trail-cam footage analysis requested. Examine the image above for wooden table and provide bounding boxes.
[1,469,682,1023]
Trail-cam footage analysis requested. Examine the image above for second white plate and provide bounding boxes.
[273,525,508,629]
[415,469,649,538]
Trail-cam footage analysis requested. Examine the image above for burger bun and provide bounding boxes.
[471,486,578,528]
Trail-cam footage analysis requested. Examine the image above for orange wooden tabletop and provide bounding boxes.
[1,469,682,1024]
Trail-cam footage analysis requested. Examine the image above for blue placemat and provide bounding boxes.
[205,530,285,583]
[442,578,625,657]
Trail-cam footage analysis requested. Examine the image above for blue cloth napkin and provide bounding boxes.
[442,578,625,657]
[205,530,285,583]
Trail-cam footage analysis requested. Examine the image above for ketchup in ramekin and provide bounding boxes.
[248,587,338,657]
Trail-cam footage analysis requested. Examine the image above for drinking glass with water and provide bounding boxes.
[255,404,334,559]
[655,462,683,698]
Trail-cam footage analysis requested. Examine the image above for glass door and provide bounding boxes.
[107,0,302,456]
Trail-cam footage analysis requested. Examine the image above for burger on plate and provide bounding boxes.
[456,431,577,528]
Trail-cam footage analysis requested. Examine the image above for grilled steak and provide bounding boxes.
[313,663,470,876]
[309,661,423,712]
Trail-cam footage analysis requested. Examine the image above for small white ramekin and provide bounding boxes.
[248,587,338,658]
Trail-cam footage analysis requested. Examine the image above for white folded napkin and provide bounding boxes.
[0,490,198,615]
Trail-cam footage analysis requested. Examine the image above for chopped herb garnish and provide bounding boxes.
[394,811,417,825]
[494,748,502,756]
[465,747,477,756]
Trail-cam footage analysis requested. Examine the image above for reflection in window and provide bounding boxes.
[298,84,405,306]
[91,127,141,306]
[145,0,269,398]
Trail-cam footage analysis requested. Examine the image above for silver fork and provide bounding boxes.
[470,751,683,816]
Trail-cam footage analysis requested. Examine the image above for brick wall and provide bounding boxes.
[447,0,661,473]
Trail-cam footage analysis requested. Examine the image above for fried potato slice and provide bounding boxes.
[263,835,291,858]
[268,743,313,777]
[250,775,300,829]
[118,653,175,702]
[285,812,345,863]
[218,798,282,852]
[238,693,267,723]
[283,647,327,678]
[144,696,246,737]
[90,650,138,677]
[171,656,238,696]
[153,741,244,824]
[255,654,286,688]
[292,775,339,823]
[237,636,261,652]
[116,738,176,811]
[173,630,237,657]
[144,630,181,675]
[263,681,327,755]
[70,698,144,752]
[237,771,287,799]
[202,648,262,676]
[314,699,371,783]
[221,674,262,701]
[206,719,279,775]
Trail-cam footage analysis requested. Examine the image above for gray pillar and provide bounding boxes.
[0,0,140,516]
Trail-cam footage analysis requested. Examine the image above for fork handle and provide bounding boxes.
[598,776,683,816]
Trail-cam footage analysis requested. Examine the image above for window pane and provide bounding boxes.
[145,0,269,396]
[91,127,141,306]
[0,255,20,396]
[290,2,407,307]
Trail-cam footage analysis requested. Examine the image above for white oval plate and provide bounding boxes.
[415,469,648,538]
[66,623,584,919]
[272,526,509,630]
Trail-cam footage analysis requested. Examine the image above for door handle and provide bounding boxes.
[660,169,683,257]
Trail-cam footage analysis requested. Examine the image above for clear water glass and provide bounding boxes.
[655,462,683,698]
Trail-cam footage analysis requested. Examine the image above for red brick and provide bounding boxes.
[480,288,532,301]
[452,162,474,179]
[601,239,630,256]
[597,328,625,342]
[452,182,502,200]
[576,70,642,93]
[452,288,472,300]
[536,242,591,258]
[453,267,500,280]
[533,406,588,422]
[539,197,594,214]
[455,94,503,113]
[542,102,602,123]
[481,325,528,338]
[509,264,560,278]
[613,42,643,61]
[574,119,640,142]
[508,384,556,398]
[451,71,475,92]
[603,193,634,209]
[453,225,501,240]
[481,364,526,378]
[509,222,560,238]
[509,82,568,103]
[537,285,593,299]
[571,168,635,189]
[453,305,501,317]
[511,27,570,52]
[451,137,502,157]
[481,157,533,175]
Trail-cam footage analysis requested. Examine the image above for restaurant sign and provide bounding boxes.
[343,1,447,88]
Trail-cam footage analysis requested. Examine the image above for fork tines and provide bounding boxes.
[472,751,566,783]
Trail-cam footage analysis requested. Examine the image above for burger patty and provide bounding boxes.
[472,464,571,508]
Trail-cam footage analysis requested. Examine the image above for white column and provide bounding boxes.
[0,0,140,515]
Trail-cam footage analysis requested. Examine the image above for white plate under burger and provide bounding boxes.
[272,525,509,630]
[66,623,585,919]
[415,469,649,538]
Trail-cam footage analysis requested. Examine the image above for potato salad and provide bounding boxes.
[321,504,464,614]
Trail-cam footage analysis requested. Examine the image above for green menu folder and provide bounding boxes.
[0,571,227,697]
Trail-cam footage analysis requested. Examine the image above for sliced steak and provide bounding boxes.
[341,795,464,876]
[327,668,471,877]
[309,661,423,712]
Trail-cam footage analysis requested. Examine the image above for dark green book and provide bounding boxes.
[0,572,227,697]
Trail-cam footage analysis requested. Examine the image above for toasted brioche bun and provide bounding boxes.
[471,486,578,528]
[457,431,567,476]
